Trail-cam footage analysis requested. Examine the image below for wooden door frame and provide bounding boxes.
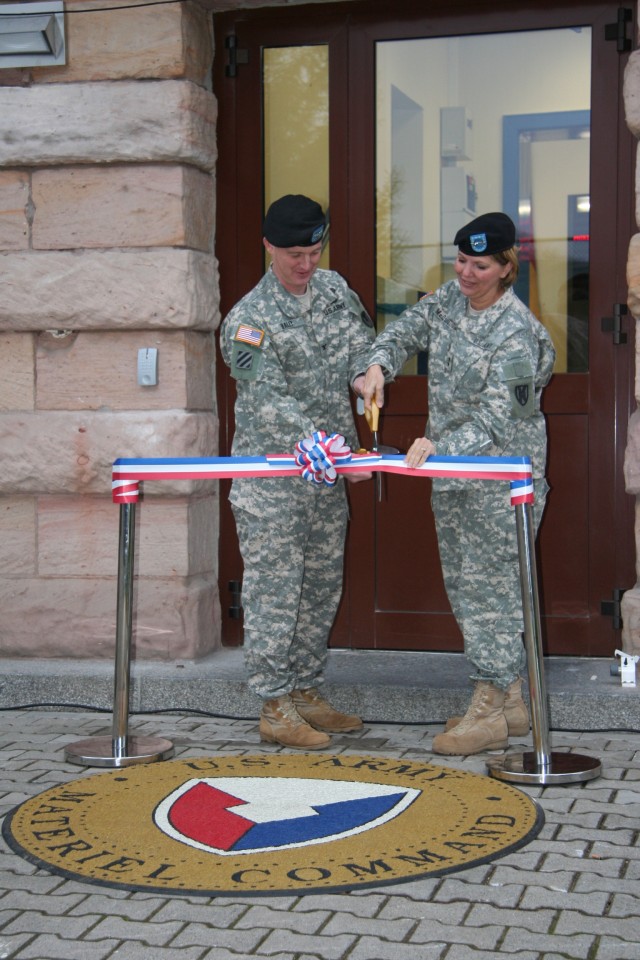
[213,0,635,654]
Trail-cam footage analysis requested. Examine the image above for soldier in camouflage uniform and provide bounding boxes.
[220,194,375,749]
[363,212,556,756]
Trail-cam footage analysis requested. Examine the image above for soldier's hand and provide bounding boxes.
[405,437,435,469]
[363,365,385,412]
[352,374,366,397]
[345,472,372,485]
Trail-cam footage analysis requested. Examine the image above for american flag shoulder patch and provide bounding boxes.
[235,325,265,348]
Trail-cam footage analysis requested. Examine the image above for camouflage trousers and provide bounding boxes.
[232,489,348,701]
[431,479,548,690]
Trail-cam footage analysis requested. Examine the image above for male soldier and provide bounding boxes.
[220,194,374,749]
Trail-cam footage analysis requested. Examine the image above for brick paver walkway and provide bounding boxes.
[0,708,637,959]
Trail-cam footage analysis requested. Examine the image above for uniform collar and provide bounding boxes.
[265,265,315,318]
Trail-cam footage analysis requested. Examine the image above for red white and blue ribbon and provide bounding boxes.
[112,438,534,507]
[294,431,353,485]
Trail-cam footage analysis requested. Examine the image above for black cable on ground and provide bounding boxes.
[0,702,255,721]
[0,701,638,734]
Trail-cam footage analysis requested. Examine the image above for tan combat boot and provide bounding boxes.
[432,681,509,756]
[259,695,331,749]
[291,687,363,733]
[444,677,529,737]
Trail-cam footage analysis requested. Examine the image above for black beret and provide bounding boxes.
[263,194,326,248]
[454,212,516,256]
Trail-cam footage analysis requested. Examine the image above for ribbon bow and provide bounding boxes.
[294,431,352,486]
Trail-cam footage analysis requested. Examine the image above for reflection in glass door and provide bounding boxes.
[375,28,591,373]
[263,45,330,268]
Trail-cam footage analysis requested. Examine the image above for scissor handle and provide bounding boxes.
[364,399,380,433]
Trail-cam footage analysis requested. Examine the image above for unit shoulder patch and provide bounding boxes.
[230,324,266,381]
[501,356,534,419]
[346,291,374,328]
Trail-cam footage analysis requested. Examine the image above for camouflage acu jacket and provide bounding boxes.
[367,281,556,486]
[220,266,374,511]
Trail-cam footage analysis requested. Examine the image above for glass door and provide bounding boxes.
[369,26,604,653]
[375,30,591,370]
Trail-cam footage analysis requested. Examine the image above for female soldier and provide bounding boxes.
[363,212,556,756]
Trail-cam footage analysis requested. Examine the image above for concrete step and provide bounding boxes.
[0,648,638,731]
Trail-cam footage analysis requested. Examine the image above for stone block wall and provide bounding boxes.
[0,0,220,660]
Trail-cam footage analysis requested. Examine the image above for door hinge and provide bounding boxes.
[601,303,628,344]
[225,35,249,77]
[605,8,633,53]
[228,579,243,619]
[601,588,627,630]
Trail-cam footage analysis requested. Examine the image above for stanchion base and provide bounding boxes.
[64,735,175,768]
[487,750,601,785]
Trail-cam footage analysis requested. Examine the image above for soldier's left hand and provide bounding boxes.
[345,472,373,485]
[405,437,435,469]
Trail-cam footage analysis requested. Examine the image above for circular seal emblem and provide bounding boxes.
[3,753,543,896]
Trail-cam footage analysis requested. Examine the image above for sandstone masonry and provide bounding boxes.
[0,0,220,660]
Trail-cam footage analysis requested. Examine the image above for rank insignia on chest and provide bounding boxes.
[234,324,265,347]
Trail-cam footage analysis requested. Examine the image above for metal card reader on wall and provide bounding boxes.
[615,649,639,686]
[137,348,158,387]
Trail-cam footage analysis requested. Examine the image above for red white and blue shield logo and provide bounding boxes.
[154,776,420,855]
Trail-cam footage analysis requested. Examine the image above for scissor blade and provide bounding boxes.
[362,400,383,500]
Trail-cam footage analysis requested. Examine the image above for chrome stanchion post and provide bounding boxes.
[515,501,551,771]
[488,495,601,785]
[112,500,136,753]
[65,501,174,768]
